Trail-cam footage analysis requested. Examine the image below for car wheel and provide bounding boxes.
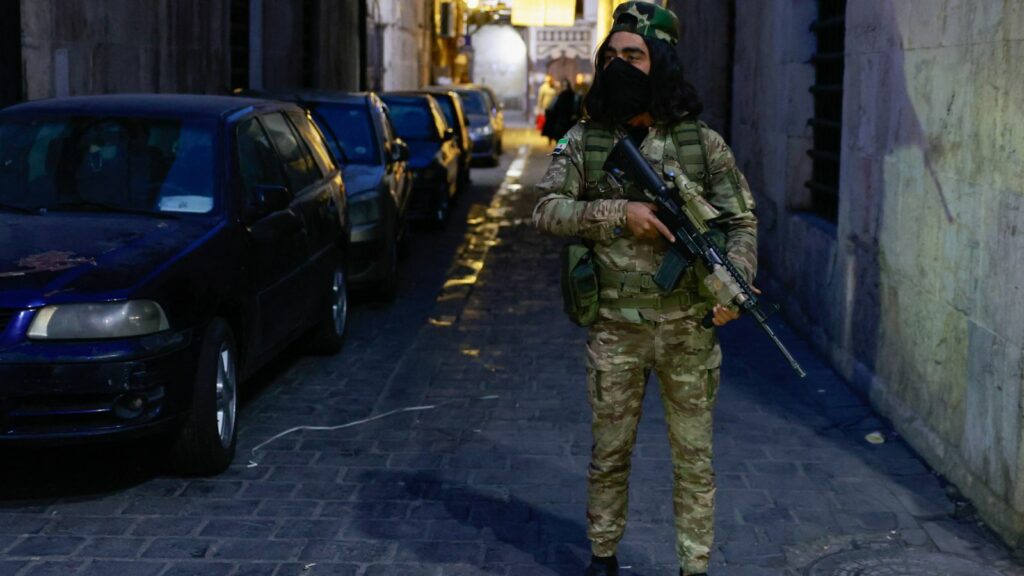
[308,260,348,354]
[169,318,238,476]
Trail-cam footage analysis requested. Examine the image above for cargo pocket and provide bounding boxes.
[586,323,645,408]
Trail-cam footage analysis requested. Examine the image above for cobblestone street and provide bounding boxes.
[1,127,1022,576]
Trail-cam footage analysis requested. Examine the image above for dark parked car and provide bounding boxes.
[380,93,460,225]
[412,88,472,194]
[0,94,349,475]
[273,92,411,298]
[452,84,505,167]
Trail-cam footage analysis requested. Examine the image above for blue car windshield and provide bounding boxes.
[457,91,487,115]
[385,102,437,141]
[308,103,379,165]
[0,116,217,214]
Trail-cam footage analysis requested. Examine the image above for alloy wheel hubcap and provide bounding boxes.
[215,343,237,448]
[332,267,348,336]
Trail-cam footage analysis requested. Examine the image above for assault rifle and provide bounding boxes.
[603,136,806,378]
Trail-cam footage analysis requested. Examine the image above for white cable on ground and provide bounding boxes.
[246,394,500,467]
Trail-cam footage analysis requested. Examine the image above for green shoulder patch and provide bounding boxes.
[552,137,569,156]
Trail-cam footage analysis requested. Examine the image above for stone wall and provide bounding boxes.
[257,0,362,91]
[668,0,732,138]
[731,0,1024,545]
[373,0,432,91]
[20,0,230,98]
[18,0,363,99]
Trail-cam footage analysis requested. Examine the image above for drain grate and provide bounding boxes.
[808,549,1004,576]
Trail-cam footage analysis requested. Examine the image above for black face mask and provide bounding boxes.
[601,57,652,120]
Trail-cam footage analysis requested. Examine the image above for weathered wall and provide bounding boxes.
[18,0,363,98]
[235,0,363,91]
[732,0,1024,544]
[20,0,230,98]
[330,1,363,92]
[261,0,303,90]
[372,0,432,91]
[668,0,732,137]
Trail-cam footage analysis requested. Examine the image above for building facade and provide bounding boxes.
[365,0,434,92]
[1,0,441,104]
[714,0,1024,545]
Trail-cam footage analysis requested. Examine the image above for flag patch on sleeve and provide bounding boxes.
[552,138,569,156]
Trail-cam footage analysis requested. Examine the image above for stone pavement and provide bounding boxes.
[0,127,1022,576]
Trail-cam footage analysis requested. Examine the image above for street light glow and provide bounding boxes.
[511,0,576,27]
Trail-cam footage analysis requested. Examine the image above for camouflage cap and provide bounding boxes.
[609,1,679,45]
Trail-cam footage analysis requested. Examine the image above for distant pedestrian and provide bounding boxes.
[543,80,577,142]
[532,2,759,575]
[535,75,558,136]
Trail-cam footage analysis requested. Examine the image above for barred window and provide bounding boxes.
[806,0,846,222]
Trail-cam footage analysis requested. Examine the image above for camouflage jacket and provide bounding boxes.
[533,119,758,320]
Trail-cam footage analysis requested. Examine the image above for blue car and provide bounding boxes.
[288,92,412,298]
[380,94,461,225]
[451,85,504,167]
[0,95,349,474]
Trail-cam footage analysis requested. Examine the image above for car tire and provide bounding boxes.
[307,259,348,354]
[168,318,238,476]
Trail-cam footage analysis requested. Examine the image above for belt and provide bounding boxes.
[608,291,696,310]
[597,269,698,310]
[598,268,660,292]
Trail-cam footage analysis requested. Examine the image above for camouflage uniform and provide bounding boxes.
[532,121,757,573]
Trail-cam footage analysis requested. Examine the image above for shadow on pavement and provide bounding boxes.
[354,469,591,575]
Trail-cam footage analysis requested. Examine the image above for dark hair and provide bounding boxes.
[584,34,703,127]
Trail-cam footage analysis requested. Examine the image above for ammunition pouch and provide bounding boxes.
[561,243,600,327]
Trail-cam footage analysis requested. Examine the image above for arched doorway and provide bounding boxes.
[546,55,578,85]
[470,25,528,112]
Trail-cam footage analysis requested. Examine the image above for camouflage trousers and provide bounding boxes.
[585,311,720,573]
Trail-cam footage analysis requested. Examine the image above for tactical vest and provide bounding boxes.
[578,119,734,309]
[581,119,712,198]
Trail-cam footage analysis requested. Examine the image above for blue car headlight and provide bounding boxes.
[27,300,170,340]
[349,194,382,226]
[470,125,494,138]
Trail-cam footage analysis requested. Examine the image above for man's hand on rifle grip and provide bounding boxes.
[626,202,675,242]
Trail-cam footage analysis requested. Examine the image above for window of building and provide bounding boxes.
[806,0,846,222]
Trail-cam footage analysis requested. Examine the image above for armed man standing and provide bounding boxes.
[532,3,758,575]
